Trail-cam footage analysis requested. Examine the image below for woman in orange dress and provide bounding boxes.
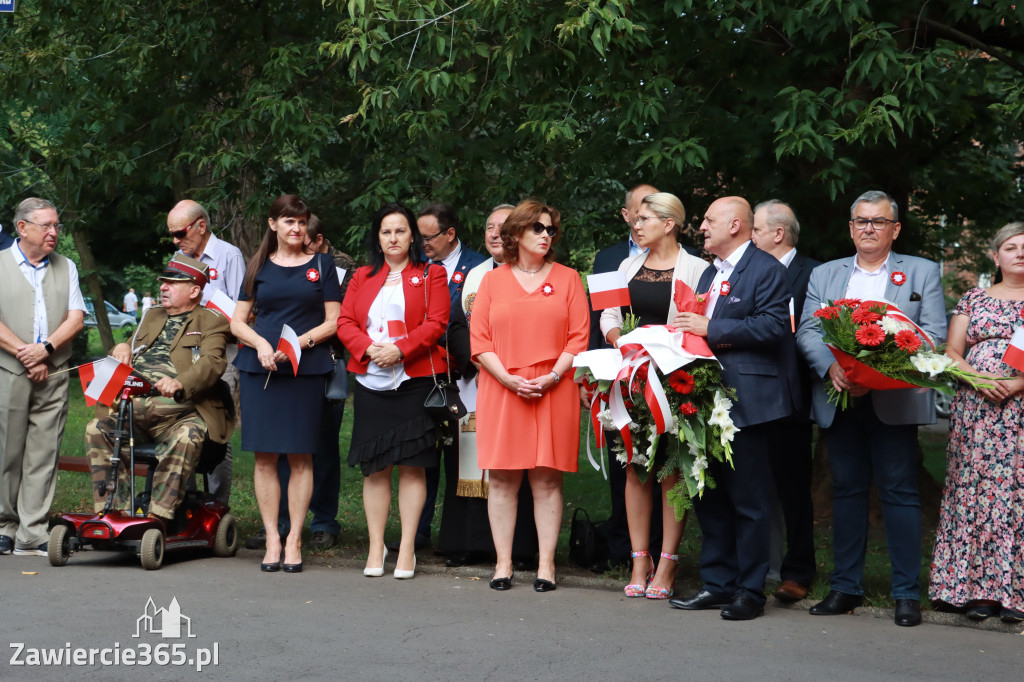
[470,199,590,592]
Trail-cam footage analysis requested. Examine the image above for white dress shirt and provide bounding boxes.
[705,240,752,318]
[9,241,86,343]
[845,254,891,301]
[186,232,246,304]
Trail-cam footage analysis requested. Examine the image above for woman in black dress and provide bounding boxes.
[232,195,342,573]
[337,203,450,580]
[599,192,707,599]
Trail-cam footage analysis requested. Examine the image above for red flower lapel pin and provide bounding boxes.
[452,271,464,284]
[306,268,319,282]
[891,271,906,286]
[209,267,218,280]
[409,274,423,287]
[541,283,555,296]
[720,281,731,296]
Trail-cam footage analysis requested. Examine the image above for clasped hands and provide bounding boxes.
[367,342,401,369]
[256,342,289,372]
[16,342,50,382]
[504,372,553,400]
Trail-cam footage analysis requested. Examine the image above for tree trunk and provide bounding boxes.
[70,228,115,352]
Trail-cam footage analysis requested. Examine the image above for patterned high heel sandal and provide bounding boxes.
[645,552,678,599]
[624,550,654,598]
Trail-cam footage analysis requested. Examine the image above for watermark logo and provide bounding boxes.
[11,596,218,672]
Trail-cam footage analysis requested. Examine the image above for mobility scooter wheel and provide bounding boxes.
[48,525,71,567]
[140,528,165,570]
[213,513,238,557]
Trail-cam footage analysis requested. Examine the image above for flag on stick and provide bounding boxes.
[277,324,302,376]
[587,271,631,311]
[1004,326,1024,372]
[205,289,236,321]
[82,356,134,406]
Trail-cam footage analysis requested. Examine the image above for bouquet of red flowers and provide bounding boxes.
[812,298,990,408]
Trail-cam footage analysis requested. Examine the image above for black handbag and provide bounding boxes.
[568,508,608,568]
[315,254,349,401]
[422,264,467,424]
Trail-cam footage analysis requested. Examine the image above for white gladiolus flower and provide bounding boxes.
[879,316,912,335]
[911,351,954,378]
[720,422,738,444]
[687,441,701,458]
[597,409,616,431]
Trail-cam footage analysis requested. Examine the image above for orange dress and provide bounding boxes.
[470,263,590,471]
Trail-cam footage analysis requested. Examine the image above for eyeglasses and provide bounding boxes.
[25,220,63,232]
[530,222,558,237]
[634,214,660,226]
[852,217,896,231]
[169,217,200,240]
[421,228,451,243]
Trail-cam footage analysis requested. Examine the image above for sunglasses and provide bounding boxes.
[530,222,558,237]
[169,217,200,240]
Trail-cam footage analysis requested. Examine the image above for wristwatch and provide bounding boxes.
[550,370,560,383]
[306,334,315,349]
[43,341,55,355]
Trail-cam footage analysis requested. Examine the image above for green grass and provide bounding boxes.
[51,392,949,607]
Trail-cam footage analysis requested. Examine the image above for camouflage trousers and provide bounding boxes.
[86,398,207,520]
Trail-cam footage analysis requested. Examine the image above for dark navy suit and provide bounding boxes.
[418,243,486,545]
[0,229,13,251]
[693,244,800,605]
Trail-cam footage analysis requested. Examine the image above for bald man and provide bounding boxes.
[167,199,244,505]
[670,196,801,621]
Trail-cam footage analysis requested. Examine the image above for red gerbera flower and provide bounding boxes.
[623,400,635,410]
[668,370,695,395]
[894,329,922,353]
[679,402,698,416]
[854,323,886,346]
[851,307,882,324]
[813,306,840,320]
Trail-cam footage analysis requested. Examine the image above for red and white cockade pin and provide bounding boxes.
[452,271,464,284]
[209,267,218,280]
[541,283,555,296]
[409,274,424,287]
[306,268,319,282]
[720,281,731,296]
[891,271,906,286]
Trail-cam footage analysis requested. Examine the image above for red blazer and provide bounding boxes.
[337,262,450,378]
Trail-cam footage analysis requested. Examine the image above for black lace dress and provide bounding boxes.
[619,265,674,327]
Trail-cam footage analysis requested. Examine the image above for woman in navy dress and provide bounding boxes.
[232,195,342,573]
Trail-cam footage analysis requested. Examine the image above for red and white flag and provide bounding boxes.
[82,356,134,406]
[277,324,302,376]
[205,289,236,321]
[387,320,408,338]
[587,271,630,311]
[1004,326,1024,372]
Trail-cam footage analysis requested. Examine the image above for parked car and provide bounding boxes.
[84,299,137,330]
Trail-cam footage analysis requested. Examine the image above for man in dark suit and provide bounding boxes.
[669,196,800,620]
[796,190,946,627]
[414,203,486,549]
[587,183,660,569]
[751,199,820,602]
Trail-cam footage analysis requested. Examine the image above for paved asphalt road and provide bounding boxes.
[2,549,1021,681]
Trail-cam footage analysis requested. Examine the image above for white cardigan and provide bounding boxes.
[599,247,708,343]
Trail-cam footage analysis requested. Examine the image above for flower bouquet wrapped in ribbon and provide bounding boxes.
[812,298,992,409]
[573,283,737,516]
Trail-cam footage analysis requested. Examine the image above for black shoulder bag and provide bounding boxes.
[422,264,467,424]
[316,253,349,401]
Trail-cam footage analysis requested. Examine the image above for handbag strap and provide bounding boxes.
[422,263,452,385]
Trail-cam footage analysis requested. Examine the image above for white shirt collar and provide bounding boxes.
[712,240,752,274]
[438,239,463,279]
[778,247,797,268]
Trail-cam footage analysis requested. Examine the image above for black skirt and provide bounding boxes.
[348,376,440,476]
[239,370,325,454]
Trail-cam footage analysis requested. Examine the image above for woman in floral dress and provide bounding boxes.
[929,222,1024,623]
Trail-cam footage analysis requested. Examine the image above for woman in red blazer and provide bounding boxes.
[337,203,449,580]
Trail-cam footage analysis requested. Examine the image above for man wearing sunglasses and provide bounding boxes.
[797,190,945,627]
[166,200,245,506]
[0,197,86,557]
[410,203,486,551]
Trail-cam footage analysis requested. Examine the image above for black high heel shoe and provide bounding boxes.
[260,550,282,573]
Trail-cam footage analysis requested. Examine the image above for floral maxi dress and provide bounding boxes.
[929,288,1024,611]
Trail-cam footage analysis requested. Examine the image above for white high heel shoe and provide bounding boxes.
[363,547,387,577]
[394,555,416,580]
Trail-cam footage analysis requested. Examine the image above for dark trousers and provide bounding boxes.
[601,430,662,566]
[692,424,773,605]
[416,438,449,545]
[822,400,921,600]
[765,419,816,586]
[277,398,345,536]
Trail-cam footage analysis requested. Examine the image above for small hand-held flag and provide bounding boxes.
[387,320,408,338]
[205,289,236,321]
[335,267,347,286]
[587,271,630,311]
[1003,326,1024,372]
[82,356,134,406]
[789,298,796,333]
[277,324,302,376]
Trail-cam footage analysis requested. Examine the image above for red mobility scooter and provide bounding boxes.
[48,374,238,570]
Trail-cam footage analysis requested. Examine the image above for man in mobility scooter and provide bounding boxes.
[50,254,236,569]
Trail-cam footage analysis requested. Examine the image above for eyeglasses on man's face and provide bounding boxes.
[169,217,200,240]
[421,227,452,243]
[851,217,896,231]
[25,220,63,232]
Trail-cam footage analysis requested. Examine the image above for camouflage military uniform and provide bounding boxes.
[86,313,210,519]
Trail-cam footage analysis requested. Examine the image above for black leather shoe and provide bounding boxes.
[965,602,1000,620]
[0,534,13,555]
[1001,607,1024,623]
[534,578,556,592]
[668,590,733,611]
[489,573,514,591]
[894,599,921,627]
[809,590,864,615]
[283,562,303,574]
[720,594,765,621]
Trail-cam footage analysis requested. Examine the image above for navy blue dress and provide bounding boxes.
[235,253,342,453]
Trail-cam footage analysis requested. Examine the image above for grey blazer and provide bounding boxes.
[796,252,947,429]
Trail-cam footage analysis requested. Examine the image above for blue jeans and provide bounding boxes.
[277,398,345,536]
[823,399,922,600]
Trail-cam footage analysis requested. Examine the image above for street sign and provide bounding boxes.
[0,0,14,13]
